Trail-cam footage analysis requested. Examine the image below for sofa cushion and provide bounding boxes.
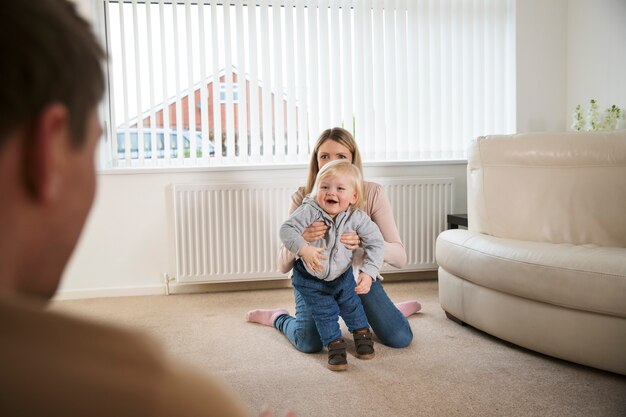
[436,229,626,318]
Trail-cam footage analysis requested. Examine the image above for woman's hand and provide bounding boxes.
[355,272,373,294]
[340,231,361,250]
[302,221,328,243]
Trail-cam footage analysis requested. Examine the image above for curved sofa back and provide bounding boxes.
[467,129,626,247]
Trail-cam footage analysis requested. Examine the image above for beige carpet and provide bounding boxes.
[52,280,626,417]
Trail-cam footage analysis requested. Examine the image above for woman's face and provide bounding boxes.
[316,139,353,170]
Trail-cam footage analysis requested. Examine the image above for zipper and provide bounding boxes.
[321,210,348,280]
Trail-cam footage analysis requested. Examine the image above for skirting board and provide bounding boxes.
[54,271,437,300]
[53,284,168,300]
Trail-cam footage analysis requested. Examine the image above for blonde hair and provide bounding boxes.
[305,127,363,195]
[311,160,365,211]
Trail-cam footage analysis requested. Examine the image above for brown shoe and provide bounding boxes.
[353,329,375,359]
[327,339,348,371]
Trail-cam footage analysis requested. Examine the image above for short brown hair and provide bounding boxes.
[0,0,105,149]
[305,127,364,195]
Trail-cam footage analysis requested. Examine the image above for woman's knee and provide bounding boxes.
[294,337,324,353]
[380,327,413,349]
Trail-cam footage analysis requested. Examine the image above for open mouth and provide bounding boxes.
[325,198,339,205]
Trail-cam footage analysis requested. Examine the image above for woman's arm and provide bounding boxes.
[276,188,305,273]
[364,182,407,269]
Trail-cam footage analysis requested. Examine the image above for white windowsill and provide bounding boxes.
[97,159,468,175]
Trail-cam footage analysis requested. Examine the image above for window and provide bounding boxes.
[99,0,515,169]
[115,129,214,159]
[219,83,239,103]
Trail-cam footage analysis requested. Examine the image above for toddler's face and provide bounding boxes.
[316,174,357,218]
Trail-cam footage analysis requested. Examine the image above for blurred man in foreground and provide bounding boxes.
[0,1,292,416]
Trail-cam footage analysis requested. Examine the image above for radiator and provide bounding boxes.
[172,177,453,283]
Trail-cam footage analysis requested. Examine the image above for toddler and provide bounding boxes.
[279,160,384,371]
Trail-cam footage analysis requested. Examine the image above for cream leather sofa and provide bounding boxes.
[436,130,626,375]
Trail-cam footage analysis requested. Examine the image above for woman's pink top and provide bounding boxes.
[277,180,407,275]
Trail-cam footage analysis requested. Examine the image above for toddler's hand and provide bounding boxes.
[355,273,373,294]
[298,245,327,272]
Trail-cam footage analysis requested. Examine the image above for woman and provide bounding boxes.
[246,127,421,353]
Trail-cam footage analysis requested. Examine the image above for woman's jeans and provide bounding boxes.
[274,276,413,353]
[290,260,369,347]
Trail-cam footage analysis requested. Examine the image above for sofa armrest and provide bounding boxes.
[466,130,626,247]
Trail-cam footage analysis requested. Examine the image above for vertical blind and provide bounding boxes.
[101,0,515,169]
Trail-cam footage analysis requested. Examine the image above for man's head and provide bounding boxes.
[0,0,105,299]
[0,0,105,147]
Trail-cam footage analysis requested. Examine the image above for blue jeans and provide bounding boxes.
[274,273,413,353]
[289,260,369,347]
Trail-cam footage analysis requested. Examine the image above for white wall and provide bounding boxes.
[566,0,626,127]
[515,0,626,132]
[516,0,568,132]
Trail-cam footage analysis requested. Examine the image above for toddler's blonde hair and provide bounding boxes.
[311,160,365,210]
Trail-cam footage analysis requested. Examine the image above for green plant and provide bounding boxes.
[572,104,585,131]
[602,105,622,130]
[571,99,623,131]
